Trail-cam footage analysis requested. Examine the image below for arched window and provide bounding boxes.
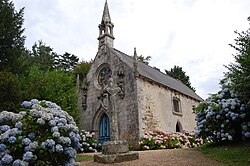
[173,97,181,113]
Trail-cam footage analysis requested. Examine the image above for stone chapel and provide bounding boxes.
[78,1,203,148]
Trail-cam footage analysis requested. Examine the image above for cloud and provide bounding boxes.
[12,0,250,99]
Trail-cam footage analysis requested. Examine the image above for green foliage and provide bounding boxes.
[0,0,25,73]
[0,71,21,112]
[58,52,79,71]
[74,60,92,81]
[198,142,250,166]
[138,55,151,65]
[225,23,250,105]
[0,0,81,126]
[20,66,79,122]
[30,40,60,71]
[165,65,196,91]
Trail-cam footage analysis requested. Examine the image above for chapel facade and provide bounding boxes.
[78,1,203,148]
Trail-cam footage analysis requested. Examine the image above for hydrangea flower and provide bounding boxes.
[0,99,80,165]
[22,138,32,146]
[194,84,249,142]
[29,141,38,151]
[21,101,32,109]
[0,125,10,132]
[64,147,76,159]
[8,136,17,144]
[36,118,45,125]
[55,144,64,153]
[28,132,36,140]
[52,132,60,138]
[23,151,34,161]
[45,139,56,148]
[15,122,23,130]
[0,143,6,153]
[2,154,13,164]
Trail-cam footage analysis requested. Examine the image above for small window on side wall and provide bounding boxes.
[173,97,182,116]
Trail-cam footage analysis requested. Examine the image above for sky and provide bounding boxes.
[12,0,250,99]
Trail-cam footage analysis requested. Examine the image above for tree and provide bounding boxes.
[165,65,196,91]
[30,40,59,71]
[74,60,92,80]
[225,19,250,105]
[58,52,79,71]
[0,0,25,73]
[20,65,79,122]
[0,71,21,112]
[138,55,151,65]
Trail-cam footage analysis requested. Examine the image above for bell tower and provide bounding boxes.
[98,0,115,48]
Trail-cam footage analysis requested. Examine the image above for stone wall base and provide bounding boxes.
[102,140,129,154]
[94,152,139,164]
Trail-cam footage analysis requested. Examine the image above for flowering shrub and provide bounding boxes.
[139,130,203,150]
[0,99,81,166]
[78,130,101,153]
[194,84,250,142]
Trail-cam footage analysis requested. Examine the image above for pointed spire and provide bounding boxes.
[98,0,115,48]
[102,0,111,23]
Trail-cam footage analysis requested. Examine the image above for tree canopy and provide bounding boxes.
[58,52,79,71]
[165,65,196,92]
[0,1,94,123]
[138,55,151,65]
[0,0,25,73]
[225,18,250,105]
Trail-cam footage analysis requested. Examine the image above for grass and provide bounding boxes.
[76,154,93,162]
[197,141,250,166]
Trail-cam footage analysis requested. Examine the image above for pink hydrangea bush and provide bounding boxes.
[139,130,203,150]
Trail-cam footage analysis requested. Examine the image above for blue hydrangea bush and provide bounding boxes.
[0,99,81,166]
[194,84,250,142]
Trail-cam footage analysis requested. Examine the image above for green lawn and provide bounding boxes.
[76,154,93,162]
[197,141,250,166]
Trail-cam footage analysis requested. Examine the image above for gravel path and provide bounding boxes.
[80,148,224,166]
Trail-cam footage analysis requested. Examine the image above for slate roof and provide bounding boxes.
[110,48,203,101]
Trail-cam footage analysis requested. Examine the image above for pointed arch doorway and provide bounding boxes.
[99,113,110,144]
[176,121,183,132]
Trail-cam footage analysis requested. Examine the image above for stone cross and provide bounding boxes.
[104,78,121,141]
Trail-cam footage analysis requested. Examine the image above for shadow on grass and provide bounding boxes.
[197,141,250,166]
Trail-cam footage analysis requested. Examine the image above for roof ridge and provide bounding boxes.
[113,48,185,84]
[111,48,203,101]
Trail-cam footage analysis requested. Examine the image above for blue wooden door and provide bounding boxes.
[99,114,110,144]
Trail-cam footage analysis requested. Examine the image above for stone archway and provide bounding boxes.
[92,108,110,143]
[99,113,110,144]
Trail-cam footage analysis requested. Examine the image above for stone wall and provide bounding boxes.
[137,78,199,137]
[79,47,140,148]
